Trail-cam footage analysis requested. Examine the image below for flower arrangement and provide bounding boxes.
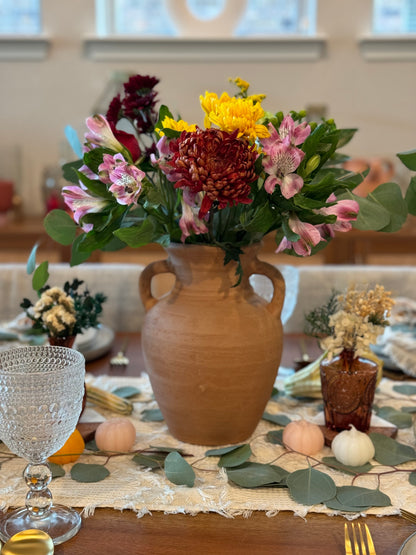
[44,74,411,274]
[305,284,395,360]
[21,279,106,339]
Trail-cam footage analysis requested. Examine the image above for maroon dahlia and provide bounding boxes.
[169,128,257,218]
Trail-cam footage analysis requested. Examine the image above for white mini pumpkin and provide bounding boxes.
[331,425,375,466]
[282,419,325,456]
[95,417,137,452]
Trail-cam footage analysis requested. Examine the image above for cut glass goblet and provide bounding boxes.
[0,345,85,545]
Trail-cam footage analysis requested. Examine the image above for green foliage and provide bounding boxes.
[370,433,416,465]
[286,467,337,505]
[321,457,373,476]
[304,289,339,338]
[226,462,289,488]
[70,463,110,483]
[164,451,195,487]
[262,412,291,426]
[373,406,413,429]
[141,408,164,422]
[218,444,252,468]
[112,386,141,399]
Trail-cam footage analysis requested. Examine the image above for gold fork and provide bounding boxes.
[345,522,376,555]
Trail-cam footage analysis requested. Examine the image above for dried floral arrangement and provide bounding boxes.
[305,284,395,359]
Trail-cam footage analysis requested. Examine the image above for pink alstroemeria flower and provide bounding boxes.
[317,194,360,238]
[84,115,126,153]
[151,136,182,182]
[262,137,305,198]
[98,153,127,184]
[179,190,209,242]
[62,185,109,232]
[276,215,323,256]
[278,115,311,146]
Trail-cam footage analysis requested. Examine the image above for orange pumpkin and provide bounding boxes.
[48,428,85,465]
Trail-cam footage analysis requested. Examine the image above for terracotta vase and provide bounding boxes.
[320,349,378,433]
[139,243,285,445]
[48,335,77,348]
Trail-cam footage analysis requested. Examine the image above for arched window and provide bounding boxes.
[96,0,316,37]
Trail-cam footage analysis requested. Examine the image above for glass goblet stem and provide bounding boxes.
[24,462,53,518]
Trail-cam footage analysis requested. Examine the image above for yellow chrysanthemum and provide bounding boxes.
[157,117,197,136]
[200,91,269,141]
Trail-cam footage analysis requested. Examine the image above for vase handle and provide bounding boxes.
[139,258,173,312]
[251,260,285,319]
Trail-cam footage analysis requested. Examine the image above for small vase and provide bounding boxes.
[320,349,378,433]
[48,335,77,349]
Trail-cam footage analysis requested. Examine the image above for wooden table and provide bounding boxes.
[43,335,416,553]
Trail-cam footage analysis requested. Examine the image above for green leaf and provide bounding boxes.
[164,451,195,487]
[70,463,110,483]
[393,384,416,396]
[141,408,164,422]
[402,406,416,414]
[205,444,246,457]
[218,444,252,468]
[325,497,371,512]
[32,261,49,291]
[112,386,141,399]
[409,471,416,486]
[70,234,93,266]
[348,194,391,231]
[375,406,413,429]
[49,462,65,479]
[115,219,157,248]
[85,439,99,451]
[405,175,416,215]
[370,433,416,465]
[26,243,39,275]
[266,430,284,445]
[226,462,289,488]
[44,209,77,245]
[397,149,416,171]
[62,159,83,183]
[286,467,337,506]
[335,485,391,508]
[132,452,166,470]
[370,182,408,232]
[321,457,373,476]
[262,412,291,426]
[281,217,299,243]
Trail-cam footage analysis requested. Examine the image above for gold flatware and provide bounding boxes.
[401,508,416,525]
[344,522,376,555]
[1,529,54,554]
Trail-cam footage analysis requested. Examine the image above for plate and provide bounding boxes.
[75,327,98,351]
[77,325,115,362]
[398,531,416,554]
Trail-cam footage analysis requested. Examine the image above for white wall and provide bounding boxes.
[1,0,415,215]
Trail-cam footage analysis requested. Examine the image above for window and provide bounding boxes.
[373,0,416,33]
[0,0,40,34]
[96,0,316,37]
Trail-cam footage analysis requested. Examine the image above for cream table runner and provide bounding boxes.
[0,372,415,520]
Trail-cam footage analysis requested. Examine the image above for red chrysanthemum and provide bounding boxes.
[168,128,257,219]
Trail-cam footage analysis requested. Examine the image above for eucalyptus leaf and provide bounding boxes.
[115,219,157,248]
[402,406,416,414]
[376,406,412,429]
[205,444,246,457]
[164,451,195,487]
[393,384,416,396]
[262,412,291,426]
[218,444,252,468]
[112,386,141,399]
[49,462,65,479]
[370,182,408,233]
[226,462,289,488]
[44,209,77,245]
[409,471,416,486]
[321,456,373,476]
[325,496,371,512]
[370,433,416,465]
[141,408,164,422]
[266,430,284,445]
[149,445,185,454]
[286,467,337,506]
[132,452,166,470]
[335,485,391,508]
[349,194,391,231]
[85,439,99,452]
[26,243,39,275]
[32,261,49,292]
[70,234,93,267]
[70,463,110,483]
